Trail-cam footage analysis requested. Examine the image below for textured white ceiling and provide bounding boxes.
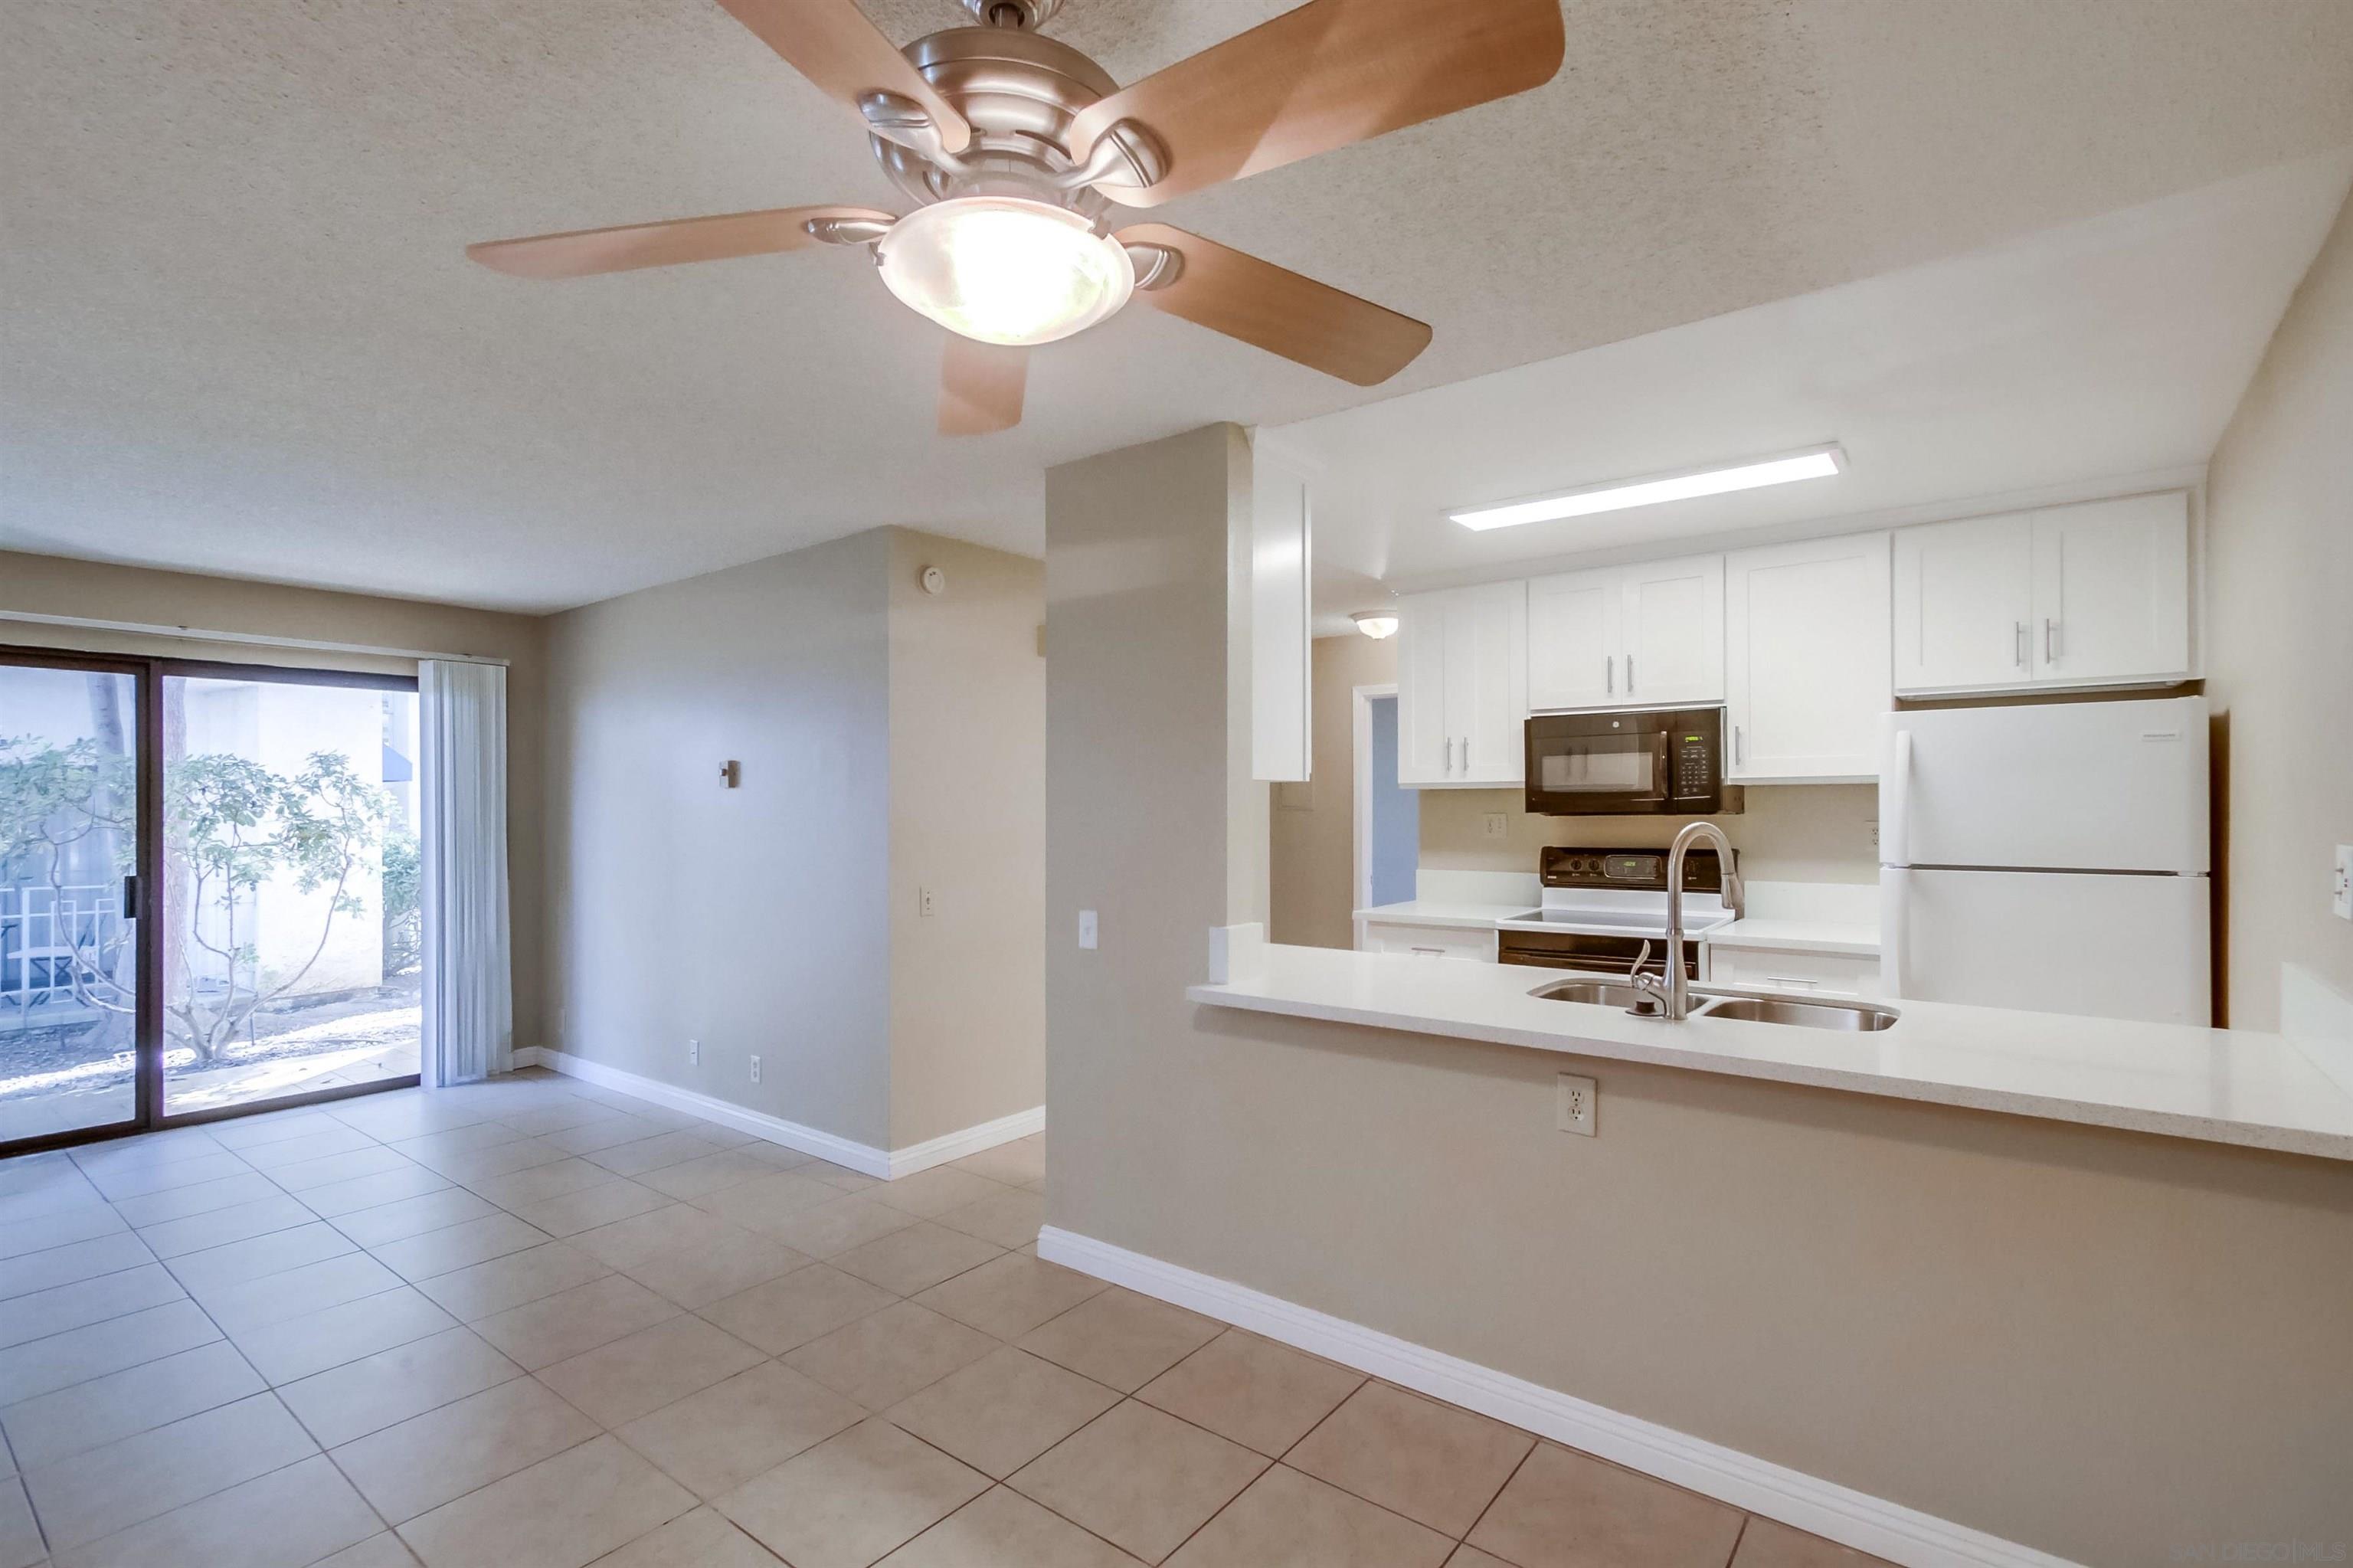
[1278,148,2353,632]
[5,0,2351,611]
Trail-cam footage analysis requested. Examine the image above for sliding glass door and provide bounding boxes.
[1,654,149,1146]
[161,667,421,1118]
[1,650,421,1153]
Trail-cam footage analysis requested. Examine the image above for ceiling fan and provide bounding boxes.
[466,0,1565,434]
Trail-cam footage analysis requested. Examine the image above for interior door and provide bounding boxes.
[2029,492,2190,686]
[2,653,152,1151]
[1893,513,2033,693]
[1527,568,1619,710]
[1618,555,1723,705]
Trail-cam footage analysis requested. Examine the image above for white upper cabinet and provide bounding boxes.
[2029,492,2191,686]
[1249,453,1311,781]
[1893,512,2034,692]
[1527,554,1723,711]
[1396,581,1527,787]
[1724,532,1890,781]
[1525,567,1618,709]
[1894,490,2189,696]
[1619,555,1725,706]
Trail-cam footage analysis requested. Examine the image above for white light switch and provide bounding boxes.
[919,886,937,918]
[1078,909,1098,950]
[2334,846,2351,921]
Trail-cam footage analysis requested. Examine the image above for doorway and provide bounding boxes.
[2,649,423,1153]
[1353,685,1419,934]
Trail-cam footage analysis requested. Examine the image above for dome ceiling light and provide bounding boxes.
[466,0,1564,435]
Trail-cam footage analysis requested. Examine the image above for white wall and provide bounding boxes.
[2206,184,2353,1028]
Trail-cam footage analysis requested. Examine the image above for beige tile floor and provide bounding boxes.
[0,1070,1890,1568]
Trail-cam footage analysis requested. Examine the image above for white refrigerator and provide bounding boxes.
[1879,696,2211,1024]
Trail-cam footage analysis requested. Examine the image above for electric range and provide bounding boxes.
[1494,845,1735,978]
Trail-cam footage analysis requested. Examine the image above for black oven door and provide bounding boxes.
[1496,929,1700,979]
[1523,722,1671,814]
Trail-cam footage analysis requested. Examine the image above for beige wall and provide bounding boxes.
[885,529,1046,1148]
[543,526,1046,1152]
[0,550,549,1050]
[2206,185,2353,1029]
[1270,632,1397,948]
[1042,428,2353,1563]
[1421,783,1880,885]
[544,531,895,1145]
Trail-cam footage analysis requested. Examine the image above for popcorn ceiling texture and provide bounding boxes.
[4,0,2350,611]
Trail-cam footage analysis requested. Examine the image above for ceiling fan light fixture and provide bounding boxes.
[876,196,1134,347]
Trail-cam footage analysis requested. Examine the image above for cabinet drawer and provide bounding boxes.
[1704,945,1877,996]
[1360,922,1499,961]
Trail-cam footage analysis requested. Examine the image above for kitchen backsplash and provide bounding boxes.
[1419,784,1881,885]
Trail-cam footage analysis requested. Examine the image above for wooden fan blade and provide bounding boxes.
[1069,0,1563,206]
[466,205,895,279]
[1118,224,1429,386]
[939,337,1028,435]
[715,0,970,152]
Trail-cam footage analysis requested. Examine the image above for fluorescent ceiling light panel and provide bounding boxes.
[1449,444,1846,531]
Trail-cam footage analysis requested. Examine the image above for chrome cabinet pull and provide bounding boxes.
[2046,618,2061,662]
[2014,621,2027,667]
[1627,655,1635,692]
[1605,655,1614,695]
[1733,725,1744,764]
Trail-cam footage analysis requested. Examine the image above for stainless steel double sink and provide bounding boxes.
[1530,977,1899,1031]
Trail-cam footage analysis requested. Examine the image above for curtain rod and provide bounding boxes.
[0,611,512,666]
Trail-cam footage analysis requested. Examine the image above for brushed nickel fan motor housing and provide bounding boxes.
[867,27,1159,221]
[959,0,1063,28]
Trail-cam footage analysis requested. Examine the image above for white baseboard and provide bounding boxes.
[1036,1227,2075,1568]
[885,1105,1046,1180]
[520,1047,1040,1183]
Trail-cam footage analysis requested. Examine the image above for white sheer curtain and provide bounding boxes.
[419,659,512,1086]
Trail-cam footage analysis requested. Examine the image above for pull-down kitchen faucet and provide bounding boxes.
[1631,821,1743,1021]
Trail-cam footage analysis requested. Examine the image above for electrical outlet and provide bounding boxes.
[1556,1073,1596,1137]
[919,886,937,918]
[1078,909,1098,950]
[748,1055,761,1085]
[687,1038,699,1067]
[2334,845,2351,921]
[1867,817,1880,850]
[1484,813,1507,839]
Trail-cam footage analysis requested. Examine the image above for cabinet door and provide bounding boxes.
[1619,555,1724,705]
[2029,491,2190,686]
[1893,513,2033,693]
[1527,567,1620,710]
[1394,591,1452,785]
[1451,581,1528,784]
[1724,532,1890,780]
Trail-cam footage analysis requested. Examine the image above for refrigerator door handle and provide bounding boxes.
[1883,729,1912,868]
[1881,866,1907,998]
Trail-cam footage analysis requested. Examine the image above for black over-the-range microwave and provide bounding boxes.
[1523,707,1741,816]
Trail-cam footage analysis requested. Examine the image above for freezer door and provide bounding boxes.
[1879,696,2207,872]
[1880,866,2211,1023]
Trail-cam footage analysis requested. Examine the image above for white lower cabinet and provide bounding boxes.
[1724,532,1890,781]
[1358,922,1498,961]
[1704,944,1879,997]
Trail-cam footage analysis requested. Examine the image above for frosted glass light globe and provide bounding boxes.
[876,197,1134,347]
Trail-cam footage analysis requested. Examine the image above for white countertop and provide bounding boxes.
[1702,916,1880,957]
[1353,899,1537,931]
[1190,942,2353,1164]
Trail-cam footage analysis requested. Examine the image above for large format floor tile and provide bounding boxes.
[0,1071,1847,1568]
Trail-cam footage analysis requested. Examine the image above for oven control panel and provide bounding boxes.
[1538,845,1722,891]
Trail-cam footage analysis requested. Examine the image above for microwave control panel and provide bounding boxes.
[1674,733,1714,797]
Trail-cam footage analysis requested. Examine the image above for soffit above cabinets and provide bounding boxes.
[1289,147,2353,620]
